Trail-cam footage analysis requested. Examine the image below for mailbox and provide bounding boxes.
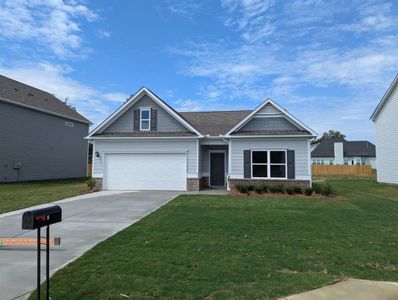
[22,205,62,230]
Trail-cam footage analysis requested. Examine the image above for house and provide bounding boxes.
[311,138,376,168]
[371,74,398,184]
[0,75,90,182]
[87,87,315,191]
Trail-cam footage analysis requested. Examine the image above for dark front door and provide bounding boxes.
[210,152,225,186]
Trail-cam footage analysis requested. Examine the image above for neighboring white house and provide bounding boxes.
[371,74,398,184]
[311,138,376,168]
[87,87,316,191]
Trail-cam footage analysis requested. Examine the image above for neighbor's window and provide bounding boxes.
[251,150,286,179]
[329,159,334,165]
[140,108,150,130]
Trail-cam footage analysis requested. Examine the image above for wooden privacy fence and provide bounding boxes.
[312,165,372,176]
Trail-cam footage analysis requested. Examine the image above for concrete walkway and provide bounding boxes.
[281,278,398,300]
[0,191,178,300]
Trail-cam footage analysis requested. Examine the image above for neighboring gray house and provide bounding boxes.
[0,75,90,182]
[88,87,316,191]
[371,74,398,184]
[311,138,376,168]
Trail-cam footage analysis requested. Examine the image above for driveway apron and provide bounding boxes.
[0,191,177,300]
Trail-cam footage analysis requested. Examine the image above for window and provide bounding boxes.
[140,108,150,131]
[329,159,334,165]
[251,150,286,179]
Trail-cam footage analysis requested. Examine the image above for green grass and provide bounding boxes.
[0,179,89,214]
[31,178,398,299]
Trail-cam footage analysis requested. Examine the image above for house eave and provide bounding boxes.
[0,96,91,125]
[370,73,398,121]
[85,136,204,140]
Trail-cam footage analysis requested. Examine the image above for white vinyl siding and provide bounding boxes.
[230,138,310,180]
[92,139,199,178]
[103,95,188,133]
[374,84,398,184]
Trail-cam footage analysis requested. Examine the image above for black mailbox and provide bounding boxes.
[22,205,62,230]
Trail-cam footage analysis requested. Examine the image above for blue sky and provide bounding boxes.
[1,0,398,141]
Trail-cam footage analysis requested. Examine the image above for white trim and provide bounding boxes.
[250,149,288,180]
[87,87,202,137]
[307,139,312,187]
[225,99,317,137]
[209,150,227,187]
[370,73,398,121]
[0,96,91,125]
[227,135,314,139]
[196,140,200,177]
[86,136,201,140]
[139,107,151,131]
[102,150,189,155]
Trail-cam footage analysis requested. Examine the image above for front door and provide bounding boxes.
[210,152,225,187]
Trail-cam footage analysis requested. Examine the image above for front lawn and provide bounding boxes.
[0,179,90,214]
[32,178,398,299]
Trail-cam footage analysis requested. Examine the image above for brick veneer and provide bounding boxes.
[229,179,310,189]
[94,178,102,190]
[187,178,200,191]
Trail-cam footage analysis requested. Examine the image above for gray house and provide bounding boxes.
[0,75,90,182]
[88,87,316,191]
[311,138,376,168]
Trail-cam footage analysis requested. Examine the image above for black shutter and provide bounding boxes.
[134,109,140,131]
[150,108,157,131]
[244,150,251,178]
[287,150,295,179]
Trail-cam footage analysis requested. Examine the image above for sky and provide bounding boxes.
[1,0,398,141]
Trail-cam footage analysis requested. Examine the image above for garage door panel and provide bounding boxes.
[103,153,187,191]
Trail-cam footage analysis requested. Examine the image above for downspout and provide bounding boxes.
[223,137,231,191]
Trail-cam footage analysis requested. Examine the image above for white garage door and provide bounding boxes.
[103,153,187,191]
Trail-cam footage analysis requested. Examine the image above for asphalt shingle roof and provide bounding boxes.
[311,138,376,157]
[0,75,90,124]
[179,110,251,136]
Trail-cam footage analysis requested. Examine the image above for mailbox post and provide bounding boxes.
[22,205,62,300]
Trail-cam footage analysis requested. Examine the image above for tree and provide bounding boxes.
[311,130,346,145]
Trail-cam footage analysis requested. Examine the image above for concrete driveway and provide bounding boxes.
[0,191,178,300]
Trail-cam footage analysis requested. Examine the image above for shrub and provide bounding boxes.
[305,187,313,196]
[312,182,323,194]
[235,184,248,193]
[254,185,264,194]
[260,184,269,193]
[269,184,284,193]
[86,178,96,190]
[322,183,334,196]
[294,186,303,194]
[312,182,334,196]
[247,185,255,192]
[286,187,295,195]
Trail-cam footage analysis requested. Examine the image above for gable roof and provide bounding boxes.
[89,88,315,138]
[88,87,202,137]
[225,98,316,137]
[311,138,376,157]
[179,110,251,136]
[371,73,398,121]
[0,75,90,124]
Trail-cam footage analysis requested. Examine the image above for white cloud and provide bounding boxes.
[0,0,98,59]
[174,99,202,111]
[169,0,398,140]
[98,30,111,38]
[0,61,125,127]
[163,0,202,20]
